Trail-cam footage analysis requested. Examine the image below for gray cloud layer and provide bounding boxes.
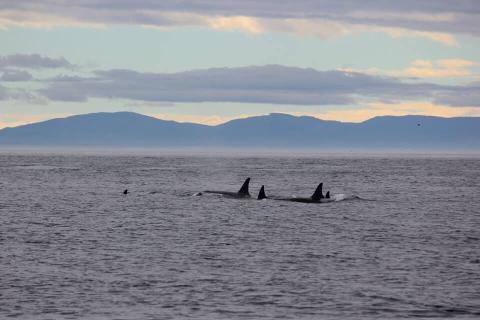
[0,69,33,82]
[0,53,476,107]
[1,0,479,36]
[434,82,480,107]
[38,65,479,107]
[0,84,41,102]
[0,54,73,69]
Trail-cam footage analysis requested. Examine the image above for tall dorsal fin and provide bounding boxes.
[238,177,250,195]
[257,185,267,200]
[325,191,330,199]
[311,183,324,201]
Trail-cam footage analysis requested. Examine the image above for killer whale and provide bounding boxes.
[257,183,333,203]
[204,177,251,198]
[258,185,267,200]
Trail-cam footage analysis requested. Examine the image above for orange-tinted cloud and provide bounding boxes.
[307,101,480,123]
[340,58,478,79]
[402,59,476,78]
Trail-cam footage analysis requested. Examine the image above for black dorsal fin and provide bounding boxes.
[325,191,330,199]
[238,177,250,195]
[257,185,267,200]
[311,183,323,200]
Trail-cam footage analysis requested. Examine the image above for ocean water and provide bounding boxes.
[1,150,479,319]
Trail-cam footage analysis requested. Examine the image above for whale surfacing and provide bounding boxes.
[204,177,251,198]
[257,183,334,203]
[257,185,267,200]
[289,183,325,203]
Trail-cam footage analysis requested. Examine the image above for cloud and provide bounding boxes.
[374,27,458,46]
[0,57,475,108]
[434,82,480,107]
[397,59,478,78]
[207,16,263,33]
[0,84,44,103]
[37,66,379,104]
[0,54,74,69]
[309,101,480,122]
[37,64,477,108]
[0,69,33,81]
[0,85,6,100]
[340,58,479,79]
[402,59,473,78]
[0,1,478,43]
[261,18,352,39]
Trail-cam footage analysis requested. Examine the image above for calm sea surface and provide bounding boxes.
[1,150,479,319]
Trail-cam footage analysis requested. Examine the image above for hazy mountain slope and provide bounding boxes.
[0,112,209,146]
[0,112,479,149]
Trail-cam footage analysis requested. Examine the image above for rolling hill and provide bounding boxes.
[0,112,479,150]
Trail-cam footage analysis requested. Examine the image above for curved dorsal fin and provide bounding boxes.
[238,177,250,195]
[311,183,323,201]
[257,185,267,200]
[325,191,330,199]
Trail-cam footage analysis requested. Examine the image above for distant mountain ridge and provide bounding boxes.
[0,112,479,150]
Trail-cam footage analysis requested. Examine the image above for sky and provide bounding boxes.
[0,0,479,128]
